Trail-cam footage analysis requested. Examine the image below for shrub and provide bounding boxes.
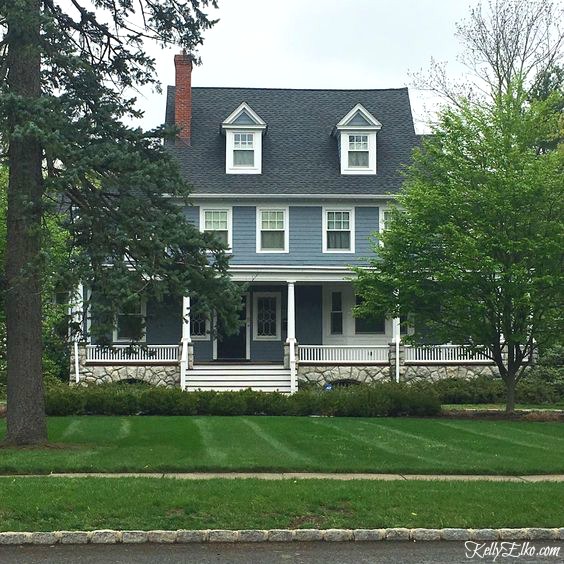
[44,382,441,417]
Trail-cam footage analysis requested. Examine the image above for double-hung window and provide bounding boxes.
[324,208,354,252]
[354,296,385,334]
[233,133,255,167]
[202,208,231,249]
[114,300,146,342]
[257,208,288,252]
[330,291,343,335]
[348,134,369,168]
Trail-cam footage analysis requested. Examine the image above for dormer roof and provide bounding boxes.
[335,103,382,132]
[221,102,267,132]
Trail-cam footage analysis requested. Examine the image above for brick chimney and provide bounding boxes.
[174,50,193,143]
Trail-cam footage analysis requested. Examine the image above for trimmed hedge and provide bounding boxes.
[413,371,564,405]
[45,383,441,417]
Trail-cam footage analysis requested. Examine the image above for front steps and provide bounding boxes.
[185,364,292,393]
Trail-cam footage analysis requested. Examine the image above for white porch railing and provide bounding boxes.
[405,345,493,364]
[85,344,179,363]
[298,345,389,364]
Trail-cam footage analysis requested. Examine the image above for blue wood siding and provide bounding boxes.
[296,285,322,345]
[188,204,379,266]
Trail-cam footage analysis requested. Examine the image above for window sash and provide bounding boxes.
[327,231,350,250]
[233,149,254,167]
[354,296,385,334]
[190,312,208,337]
[330,291,343,335]
[327,211,350,231]
[256,296,278,337]
[234,133,254,148]
[204,210,228,231]
[348,150,369,168]
[259,209,286,251]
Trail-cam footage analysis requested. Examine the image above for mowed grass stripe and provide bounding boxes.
[1,416,563,474]
[240,418,315,465]
[436,421,555,451]
[309,419,453,468]
[0,478,562,531]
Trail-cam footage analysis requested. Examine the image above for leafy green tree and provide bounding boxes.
[1,0,241,445]
[354,85,563,413]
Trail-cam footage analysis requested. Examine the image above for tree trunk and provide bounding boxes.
[505,377,516,414]
[4,0,47,445]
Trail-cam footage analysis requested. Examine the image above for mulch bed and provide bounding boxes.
[440,408,564,422]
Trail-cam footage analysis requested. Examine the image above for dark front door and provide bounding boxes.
[217,295,247,361]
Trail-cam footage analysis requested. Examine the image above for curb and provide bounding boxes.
[0,528,562,545]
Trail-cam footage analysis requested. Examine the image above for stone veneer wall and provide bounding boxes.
[69,346,180,387]
[298,364,392,385]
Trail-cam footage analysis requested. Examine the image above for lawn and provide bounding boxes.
[0,477,562,530]
[1,416,563,475]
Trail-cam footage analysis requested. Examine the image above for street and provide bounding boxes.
[1,542,563,564]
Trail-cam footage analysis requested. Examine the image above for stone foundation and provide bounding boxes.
[70,346,180,387]
[402,363,499,383]
[298,364,392,385]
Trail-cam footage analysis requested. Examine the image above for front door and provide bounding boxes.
[217,295,248,361]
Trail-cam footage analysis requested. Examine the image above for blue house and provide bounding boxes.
[71,53,500,392]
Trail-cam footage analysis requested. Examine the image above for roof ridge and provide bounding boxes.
[167,85,409,93]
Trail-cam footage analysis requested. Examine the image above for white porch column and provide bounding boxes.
[70,283,84,384]
[392,317,401,383]
[180,295,191,390]
[287,281,297,393]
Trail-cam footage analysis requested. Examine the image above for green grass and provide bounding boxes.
[0,477,562,530]
[1,416,564,475]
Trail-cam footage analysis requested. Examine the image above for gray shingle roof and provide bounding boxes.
[165,86,418,196]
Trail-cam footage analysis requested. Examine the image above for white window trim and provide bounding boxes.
[339,130,377,175]
[113,300,147,343]
[200,206,233,252]
[322,284,391,345]
[255,206,289,254]
[226,130,262,175]
[252,291,281,341]
[322,207,355,254]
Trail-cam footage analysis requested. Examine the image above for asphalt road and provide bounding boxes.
[1,542,563,564]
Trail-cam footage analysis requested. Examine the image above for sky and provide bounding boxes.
[135,0,478,133]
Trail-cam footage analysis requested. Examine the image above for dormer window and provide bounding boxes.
[334,104,382,175]
[348,135,369,168]
[233,133,255,167]
[222,102,267,174]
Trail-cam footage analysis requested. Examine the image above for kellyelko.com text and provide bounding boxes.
[465,541,561,561]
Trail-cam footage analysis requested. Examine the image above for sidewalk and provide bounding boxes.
[1,472,563,481]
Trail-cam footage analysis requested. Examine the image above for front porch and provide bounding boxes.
[71,268,504,391]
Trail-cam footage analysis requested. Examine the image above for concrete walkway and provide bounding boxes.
[1,472,563,482]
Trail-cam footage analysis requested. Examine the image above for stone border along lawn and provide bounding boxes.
[0,528,563,545]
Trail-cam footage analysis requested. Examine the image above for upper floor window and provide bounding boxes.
[222,102,267,175]
[335,104,381,175]
[256,207,289,253]
[233,133,255,167]
[201,207,232,249]
[323,208,355,253]
[348,135,369,168]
